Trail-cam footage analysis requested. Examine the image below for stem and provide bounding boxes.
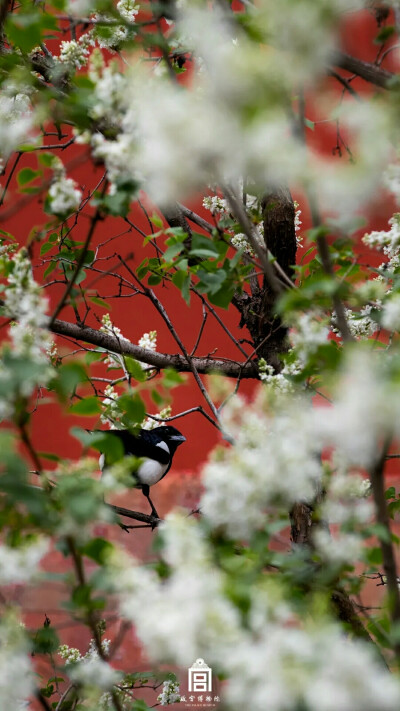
[369,438,400,662]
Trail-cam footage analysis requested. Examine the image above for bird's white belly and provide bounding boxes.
[137,458,169,486]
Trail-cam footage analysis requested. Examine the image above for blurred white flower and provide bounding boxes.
[0,538,49,585]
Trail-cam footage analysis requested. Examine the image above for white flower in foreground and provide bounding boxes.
[67,0,93,16]
[314,350,400,469]
[48,175,82,216]
[0,537,49,585]
[224,623,400,711]
[381,294,400,332]
[69,655,121,690]
[201,393,322,539]
[313,529,364,566]
[0,616,34,709]
[114,514,242,667]
[0,91,33,158]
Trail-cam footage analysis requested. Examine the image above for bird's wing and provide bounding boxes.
[106,429,171,465]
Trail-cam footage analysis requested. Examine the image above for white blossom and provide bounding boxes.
[0,616,34,710]
[231,232,254,255]
[48,174,82,216]
[0,537,49,585]
[0,91,33,158]
[93,15,128,49]
[4,249,52,365]
[114,514,242,667]
[381,294,400,332]
[69,655,121,690]
[67,0,93,16]
[138,330,157,351]
[332,306,379,340]
[290,311,330,363]
[117,0,139,24]
[384,163,400,204]
[259,358,302,393]
[101,384,121,429]
[202,195,229,215]
[362,214,400,257]
[313,529,364,566]
[201,392,323,539]
[59,33,94,69]
[224,623,400,711]
[158,679,181,705]
[314,350,400,469]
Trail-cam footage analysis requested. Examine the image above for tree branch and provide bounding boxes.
[331,50,394,89]
[48,317,260,378]
[369,437,400,661]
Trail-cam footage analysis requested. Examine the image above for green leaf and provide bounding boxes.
[37,451,60,462]
[172,270,191,305]
[150,213,163,228]
[374,25,395,44]
[43,261,58,280]
[32,626,60,655]
[132,700,152,711]
[17,167,41,186]
[71,427,124,462]
[89,295,110,309]
[162,368,185,388]
[148,274,162,286]
[82,537,114,564]
[125,357,146,382]
[163,242,184,262]
[53,362,87,399]
[40,242,54,256]
[38,152,56,167]
[189,233,220,258]
[385,486,396,500]
[118,393,146,425]
[70,397,101,416]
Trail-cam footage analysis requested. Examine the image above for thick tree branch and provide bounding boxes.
[48,317,260,378]
[331,50,394,89]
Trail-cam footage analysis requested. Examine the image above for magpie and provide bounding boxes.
[97,425,186,519]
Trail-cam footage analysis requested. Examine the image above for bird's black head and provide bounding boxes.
[154,425,186,454]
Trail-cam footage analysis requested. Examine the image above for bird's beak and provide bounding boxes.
[170,434,186,443]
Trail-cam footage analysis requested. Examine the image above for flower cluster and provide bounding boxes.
[157,679,181,706]
[111,512,400,711]
[289,311,330,363]
[59,32,95,69]
[138,330,157,351]
[362,214,400,257]
[0,615,34,710]
[201,392,323,539]
[4,249,52,363]
[381,294,400,332]
[332,306,379,340]
[117,0,139,23]
[0,89,33,159]
[258,358,302,393]
[0,537,49,585]
[48,162,82,217]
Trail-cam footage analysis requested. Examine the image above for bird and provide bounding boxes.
[96,425,186,519]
